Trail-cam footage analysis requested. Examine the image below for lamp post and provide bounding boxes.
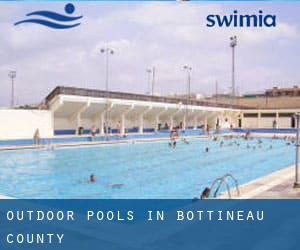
[183,65,192,102]
[230,36,237,98]
[100,47,114,93]
[152,66,156,96]
[183,65,192,130]
[215,80,218,103]
[146,66,156,95]
[100,47,114,136]
[146,68,152,95]
[8,71,16,108]
[294,113,300,188]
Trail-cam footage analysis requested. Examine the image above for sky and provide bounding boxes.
[1,1,300,107]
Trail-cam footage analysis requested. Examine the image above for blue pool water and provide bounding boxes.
[0,137,295,199]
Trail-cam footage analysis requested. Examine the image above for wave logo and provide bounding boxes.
[14,3,82,29]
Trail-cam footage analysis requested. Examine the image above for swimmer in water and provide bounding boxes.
[78,174,96,184]
[90,174,96,183]
[173,141,177,148]
[205,147,209,153]
[246,144,250,149]
[182,138,190,145]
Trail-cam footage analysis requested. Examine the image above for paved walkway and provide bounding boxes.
[220,165,300,199]
[0,134,210,151]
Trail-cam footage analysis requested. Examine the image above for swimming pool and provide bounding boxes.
[0,136,295,198]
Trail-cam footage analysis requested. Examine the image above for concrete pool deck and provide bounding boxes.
[0,132,296,151]
[0,133,216,151]
[219,165,300,199]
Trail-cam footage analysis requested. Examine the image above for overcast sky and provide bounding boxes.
[0,1,300,107]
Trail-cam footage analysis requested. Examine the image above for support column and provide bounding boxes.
[139,114,144,134]
[182,115,186,130]
[119,105,134,135]
[121,113,125,135]
[193,116,198,130]
[70,102,90,135]
[240,113,244,128]
[215,117,219,129]
[169,116,174,130]
[99,112,105,135]
[138,107,152,134]
[76,113,81,134]
[276,112,279,129]
[155,115,160,132]
[154,107,168,132]
[104,102,114,134]
[258,112,261,128]
[204,116,208,131]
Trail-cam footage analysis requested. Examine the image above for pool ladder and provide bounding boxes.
[209,173,240,199]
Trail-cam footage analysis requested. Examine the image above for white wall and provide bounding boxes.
[0,109,53,140]
[242,117,293,128]
[259,117,275,128]
[144,117,156,129]
[278,117,291,128]
[54,117,76,130]
[242,118,259,128]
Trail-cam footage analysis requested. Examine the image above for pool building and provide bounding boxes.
[0,86,299,143]
[0,86,300,199]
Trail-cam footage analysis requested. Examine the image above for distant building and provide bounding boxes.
[265,86,300,97]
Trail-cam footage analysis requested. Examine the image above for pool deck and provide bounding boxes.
[0,134,211,151]
[219,165,300,199]
[0,131,296,151]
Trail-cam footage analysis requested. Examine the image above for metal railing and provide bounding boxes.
[209,173,240,198]
[45,86,251,109]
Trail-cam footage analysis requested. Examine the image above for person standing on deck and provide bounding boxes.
[33,128,41,145]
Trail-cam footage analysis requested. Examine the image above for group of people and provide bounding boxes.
[168,128,179,148]
[81,121,127,140]
[197,131,295,158]
[33,128,41,145]
[168,128,191,148]
[211,134,275,151]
